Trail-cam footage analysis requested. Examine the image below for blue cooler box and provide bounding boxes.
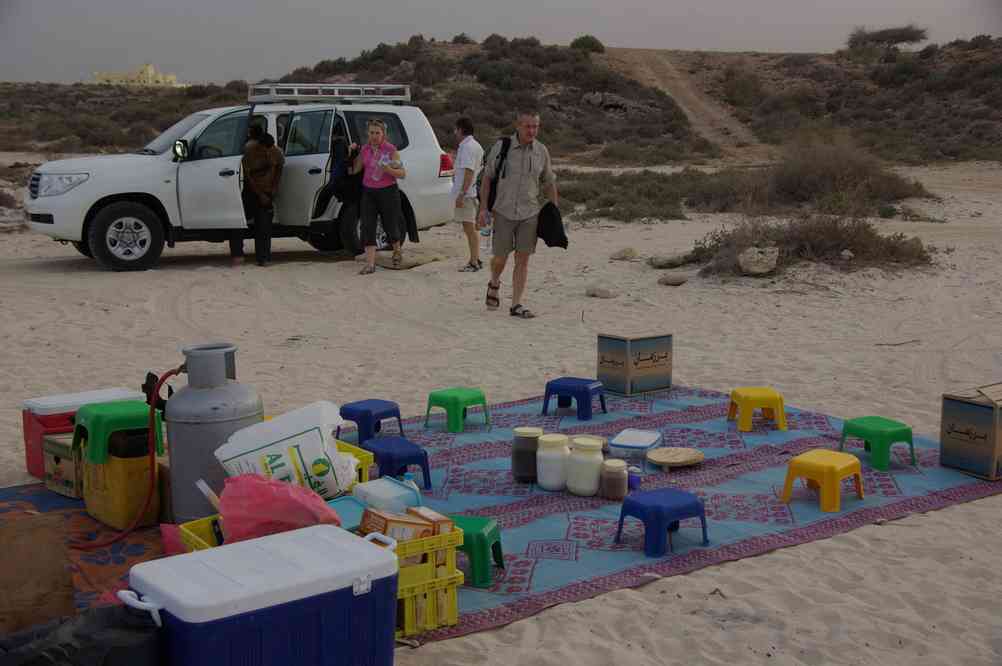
[120,525,398,666]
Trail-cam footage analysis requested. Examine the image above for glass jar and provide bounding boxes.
[627,466,642,491]
[512,427,543,484]
[567,436,604,497]
[601,459,629,501]
[536,434,570,491]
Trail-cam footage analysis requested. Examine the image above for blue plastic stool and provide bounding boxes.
[616,488,709,557]
[336,399,404,445]
[541,377,608,421]
[362,436,432,490]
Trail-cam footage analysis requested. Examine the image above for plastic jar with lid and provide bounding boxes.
[600,459,629,501]
[536,434,570,491]
[512,427,543,483]
[567,436,604,497]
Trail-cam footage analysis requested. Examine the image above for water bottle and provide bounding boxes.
[402,472,421,496]
[479,213,492,252]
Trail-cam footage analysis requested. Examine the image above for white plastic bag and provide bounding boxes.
[214,401,356,500]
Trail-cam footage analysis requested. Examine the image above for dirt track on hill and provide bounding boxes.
[607,48,775,164]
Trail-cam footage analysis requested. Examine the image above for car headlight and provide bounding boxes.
[37,173,89,197]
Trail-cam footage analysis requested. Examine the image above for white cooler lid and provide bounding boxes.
[129,525,398,624]
[23,388,146,415]
[610,428,662,450]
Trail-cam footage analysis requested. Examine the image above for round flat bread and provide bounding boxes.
[647,447,704,468]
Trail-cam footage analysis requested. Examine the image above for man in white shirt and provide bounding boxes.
[452,117,485,271]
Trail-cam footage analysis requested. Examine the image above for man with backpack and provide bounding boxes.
[452,117,485,272]
[477,109,558,319]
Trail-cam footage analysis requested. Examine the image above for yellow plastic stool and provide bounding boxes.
[728,386,788,432]
[781,449,864,512]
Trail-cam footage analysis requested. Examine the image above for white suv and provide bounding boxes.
[23,83,455,270]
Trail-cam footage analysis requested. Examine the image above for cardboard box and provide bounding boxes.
[407,507,454,565]
[940,384,1002,480]
[597,333,673,395]
[42,433,82,498]
[359,508,434,543]
[406,506,454,535]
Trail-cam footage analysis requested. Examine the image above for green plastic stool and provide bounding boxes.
[450,514,504,588]
[839,416,914,472]
[424,387,490,433]
[74,400,163,464]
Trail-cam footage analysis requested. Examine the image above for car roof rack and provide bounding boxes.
[248,82,411,105]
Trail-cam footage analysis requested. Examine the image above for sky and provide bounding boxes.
[1,0,1000,84]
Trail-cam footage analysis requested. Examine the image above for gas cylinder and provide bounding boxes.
[165,342,262,523]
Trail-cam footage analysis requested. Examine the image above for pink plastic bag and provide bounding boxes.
[160,523,186,556]
[219,474,341,544]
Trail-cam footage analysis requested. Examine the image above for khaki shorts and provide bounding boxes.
[453,200,477,223]
[492,212,538,256]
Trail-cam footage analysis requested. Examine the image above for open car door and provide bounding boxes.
[177,109,251,229]
[275,110,333,227]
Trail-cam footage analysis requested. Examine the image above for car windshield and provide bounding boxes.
[140,113,211,155]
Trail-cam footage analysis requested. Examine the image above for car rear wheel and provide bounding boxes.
[308,231,343,252]
[88,202,165,271]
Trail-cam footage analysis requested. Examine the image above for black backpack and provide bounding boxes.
[475,137,511,212]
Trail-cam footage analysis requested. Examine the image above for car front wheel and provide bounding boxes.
[71,240,93,258]
[88,202,165,271]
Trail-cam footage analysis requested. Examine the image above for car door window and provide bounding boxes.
[192,112,249,160]
[285,111,332,157]
[344,111,409,150]
[249,114,267,135]
[276,113,291,148]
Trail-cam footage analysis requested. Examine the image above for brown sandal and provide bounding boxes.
[392,249,402,268]
[509,304,536,319]
[486,279,501,310]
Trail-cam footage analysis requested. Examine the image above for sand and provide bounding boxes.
[1,156,1001,664]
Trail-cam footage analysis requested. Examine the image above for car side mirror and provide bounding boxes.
[173,139,190,161]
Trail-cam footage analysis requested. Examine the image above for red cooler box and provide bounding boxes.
[22,388,145,478]
[120,525,399,666]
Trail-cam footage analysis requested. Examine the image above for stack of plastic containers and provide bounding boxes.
[21,388,145,478]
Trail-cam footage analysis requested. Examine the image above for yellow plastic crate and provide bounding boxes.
[179,514,221,551]
[389,528,464,636]
[396,570,464,637]
[335,440,374,487]
[395,529,463,588]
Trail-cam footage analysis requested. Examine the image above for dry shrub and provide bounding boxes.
[771,131,928,209]
[676,167,773,213]
[558,133,927,222]
[676,132,926,216]
[0,190,17,209]
[692,214,931,275]
[722,65,765,108]
[559,170,686,222]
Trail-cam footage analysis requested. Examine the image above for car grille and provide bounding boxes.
[29,173,40,199]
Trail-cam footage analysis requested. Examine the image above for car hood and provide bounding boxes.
[37,153,160,173]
